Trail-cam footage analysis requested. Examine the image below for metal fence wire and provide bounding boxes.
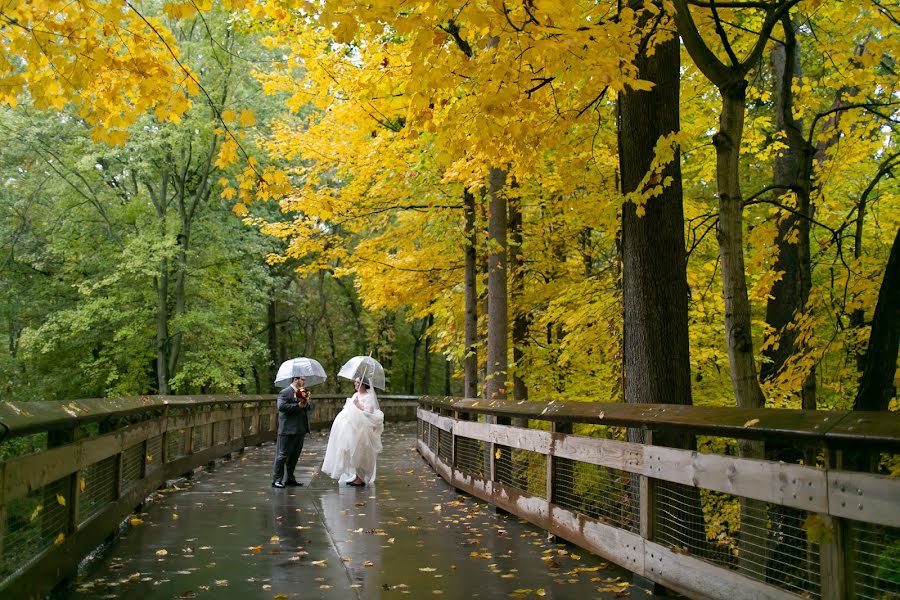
[494,444,547,499]
[428,423,439,454]
[1,476,69,580]
[455,436,485,478]
[165,429,187,461]
[214,420,229,446]
[553,457,638,533]
[847,520,900,600]
[121,442,144,491]
[146,434,163,473]
[193,424,208,452]
[654,480,821,599]
[438,428,453,464]
[78,455,117,525]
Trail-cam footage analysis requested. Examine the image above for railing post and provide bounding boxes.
[639,430,655,542]
[547,421,572,505]
[820,447,848,600]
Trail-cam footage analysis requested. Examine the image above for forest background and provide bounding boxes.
[0,0,897,418]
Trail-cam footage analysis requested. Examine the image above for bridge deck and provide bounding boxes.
[54,423,653,599]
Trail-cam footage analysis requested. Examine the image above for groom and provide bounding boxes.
[272,376,315,488]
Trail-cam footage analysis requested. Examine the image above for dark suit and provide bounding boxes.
[271,385,315,484]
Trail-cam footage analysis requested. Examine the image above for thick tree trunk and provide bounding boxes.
[853,226,900,412]
[485,167,508,400]
[618,8,701,560]
[509,193,527,401]
[463,189,479,398]
[619,31,692,416]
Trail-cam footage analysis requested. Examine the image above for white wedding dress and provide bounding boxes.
[321,390,384,484]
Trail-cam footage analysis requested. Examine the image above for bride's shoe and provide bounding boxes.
[347,477,365,486]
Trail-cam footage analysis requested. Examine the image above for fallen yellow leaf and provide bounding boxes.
[155,549,167,556]
[744,418,760,427]
[80,478,86,493]
[54,532,65,545]
[270,535,280,542]
[56,494,66,507]
[419,567,437,572]
[129,517,144,526]
[248,545,262,553]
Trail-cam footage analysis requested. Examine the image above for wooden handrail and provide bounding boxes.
[0,394,420,441]
[419,396,900,449]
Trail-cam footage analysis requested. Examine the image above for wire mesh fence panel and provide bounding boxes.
[78,455,117,525]
[417,419,424,442]
[1,477,69,581]
[428,423,439,454]
[213,421,229,446]
[455,436,485,478]
[553,457,638,533]
[146,435,163,474]
[243,415,255,436]
[438,428,453,464]
[848,520,900,599]
[193,424,209,452]
[165,429,187,462]
[121,442,144,491]
[259,413,271,433]
[655,480,821,599]
[494,444,547,499]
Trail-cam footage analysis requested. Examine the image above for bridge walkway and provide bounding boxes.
[54,423,653,600]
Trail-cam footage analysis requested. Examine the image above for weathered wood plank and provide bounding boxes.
[550,433,646,473]
[548,504,645,577]
[827,470,900,528]
[490,424,551,454]
[644,445,830,513]
[420,396,900,449]
[453,419,491,443]
[643,540,799,600]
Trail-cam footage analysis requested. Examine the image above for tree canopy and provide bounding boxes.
[1,1,897,411]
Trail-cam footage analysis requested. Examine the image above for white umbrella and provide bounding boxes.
[338,355,385,390]
[274,357,328,388]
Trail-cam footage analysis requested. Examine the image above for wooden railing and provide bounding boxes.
[416,397,900,600]
[0,393,418,599]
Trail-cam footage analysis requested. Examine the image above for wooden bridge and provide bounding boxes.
[0,395,897,599]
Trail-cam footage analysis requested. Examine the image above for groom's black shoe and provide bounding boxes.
[272,481,285,488]
[285,479,303,487]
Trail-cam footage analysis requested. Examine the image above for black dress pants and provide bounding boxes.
[272,433,305,482]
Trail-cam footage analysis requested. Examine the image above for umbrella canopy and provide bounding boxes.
[338,355,386,390]
[274,357,328,388]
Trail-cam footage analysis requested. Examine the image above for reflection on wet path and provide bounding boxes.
[57,423,654,599]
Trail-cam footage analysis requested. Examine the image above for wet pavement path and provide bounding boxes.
[57,423,655,600]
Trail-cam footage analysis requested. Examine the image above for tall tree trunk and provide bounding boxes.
[422,314,433,394]
[485,167,508,400]
[151,171,170,395]
[853,226,900,413]
[267,297,278,388]
[762,19,816,410]
[717,88,767,412]
[618,2,700,563]
[674,0,794,577]
[509,192,527,401]
[463,189,479,398]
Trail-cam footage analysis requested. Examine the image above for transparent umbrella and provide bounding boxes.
[274,357,328,388]
[337,355,385,390]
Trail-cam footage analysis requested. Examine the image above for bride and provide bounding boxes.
[321,377,384,486]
